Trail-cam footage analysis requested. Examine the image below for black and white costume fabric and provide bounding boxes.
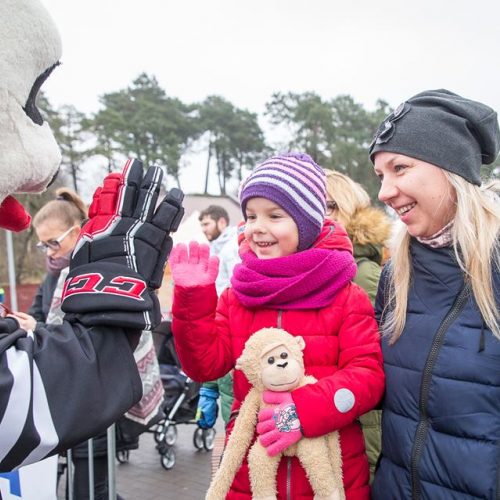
[0,316,141,471]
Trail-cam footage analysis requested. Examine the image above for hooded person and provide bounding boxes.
[169,152,384,499]
[324,169,392,484]
[0,0,183,471]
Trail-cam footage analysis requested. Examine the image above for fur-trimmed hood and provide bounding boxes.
[345,206,392,248]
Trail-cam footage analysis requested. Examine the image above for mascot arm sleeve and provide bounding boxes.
[172,284,233,382]
[0,319,141,472]
[292,285,385,437]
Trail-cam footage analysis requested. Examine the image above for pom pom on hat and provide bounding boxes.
[239,153,326,251]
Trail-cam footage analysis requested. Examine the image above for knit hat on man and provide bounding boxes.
[239,153,326,251]
[369,89,500,185]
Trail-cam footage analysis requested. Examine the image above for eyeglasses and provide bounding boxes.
[36,225,77,253]
[0,303,12,318]
[326,201,337,216]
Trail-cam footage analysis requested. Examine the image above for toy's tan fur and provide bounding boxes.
[206,328,345,500]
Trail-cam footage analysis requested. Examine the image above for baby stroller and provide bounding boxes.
[152,321,216,470]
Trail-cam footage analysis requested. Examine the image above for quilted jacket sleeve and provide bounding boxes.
[0,317,142,472]
[292,284,385,437]
[172,284,234,382]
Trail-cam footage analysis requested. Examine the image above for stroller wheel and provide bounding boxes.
[154,423,165,443]
[165,425,178,446]
[160,448,176,470]
[116,450,130,464]
[193,427,204,450]
[203,428,216,451]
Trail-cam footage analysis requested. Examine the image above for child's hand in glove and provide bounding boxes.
[256,390,302,456]
[170,241,219,287]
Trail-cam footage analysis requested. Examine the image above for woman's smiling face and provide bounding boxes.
[244,197,299,259]
[374,152,457,238]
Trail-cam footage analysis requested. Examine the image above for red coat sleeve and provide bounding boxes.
[172,284,234,382]
[292,284,385,437]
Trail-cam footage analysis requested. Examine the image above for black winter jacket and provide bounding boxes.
[28,273,58,323]
[372,240,500,500]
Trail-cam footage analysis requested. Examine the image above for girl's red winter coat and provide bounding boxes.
[172,226,384,499]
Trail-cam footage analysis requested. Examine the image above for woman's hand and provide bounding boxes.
[8,311,36,331]
[170,241,219,287]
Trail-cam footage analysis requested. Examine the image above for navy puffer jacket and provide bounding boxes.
[372,240,500,500]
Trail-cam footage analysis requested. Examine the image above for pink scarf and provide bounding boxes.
[231,248,356,310]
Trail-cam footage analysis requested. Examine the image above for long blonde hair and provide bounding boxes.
[33,187,87,229]
[382,174,500,343]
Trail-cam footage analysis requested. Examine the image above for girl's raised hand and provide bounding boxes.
[170,241,219,287]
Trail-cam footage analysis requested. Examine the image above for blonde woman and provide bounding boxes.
[369,89,500,499]
[324,170,391,305]
[324,169,391,485]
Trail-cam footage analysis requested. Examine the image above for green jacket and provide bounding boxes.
[203,372,234,425]
[346,206,391,483]
[353,243,383,306]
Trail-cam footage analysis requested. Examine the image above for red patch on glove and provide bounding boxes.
[0,196,31,231]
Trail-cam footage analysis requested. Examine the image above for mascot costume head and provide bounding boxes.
[0,0,62,231]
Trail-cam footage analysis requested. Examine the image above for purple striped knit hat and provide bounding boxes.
[239,152,326,251]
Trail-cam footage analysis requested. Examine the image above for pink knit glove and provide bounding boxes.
[170,241,219,287]
[256,390,302,456]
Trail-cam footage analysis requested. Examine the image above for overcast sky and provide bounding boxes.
[40,0,500,197]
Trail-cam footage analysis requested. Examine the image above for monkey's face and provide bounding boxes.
[260,344,303,392]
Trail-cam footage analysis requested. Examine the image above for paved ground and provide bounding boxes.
[58,418,224,500]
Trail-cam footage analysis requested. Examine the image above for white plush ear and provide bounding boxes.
[235,351,247,371]
[0,0,62,203]
[295,336,305,351]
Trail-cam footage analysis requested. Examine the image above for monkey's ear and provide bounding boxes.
[296,336,306,351]
[235,354,245,371]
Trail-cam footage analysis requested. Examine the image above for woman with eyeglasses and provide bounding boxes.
[324,169,392,485]
[27,188,86,327]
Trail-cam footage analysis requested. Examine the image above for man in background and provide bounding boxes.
[198,205,240,296]
[196,205,239,430]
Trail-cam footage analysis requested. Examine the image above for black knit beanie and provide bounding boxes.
[369,89,500,185]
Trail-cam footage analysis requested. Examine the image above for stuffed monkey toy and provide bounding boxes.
[206,328,345,500]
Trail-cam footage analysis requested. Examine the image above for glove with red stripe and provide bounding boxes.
[61,158,184,330]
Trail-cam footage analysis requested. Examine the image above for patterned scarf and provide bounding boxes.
[231,246,356,310]
[416,220,454,248]
[45,253,71,277]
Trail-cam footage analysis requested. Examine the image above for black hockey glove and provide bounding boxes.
[61,158,184,330]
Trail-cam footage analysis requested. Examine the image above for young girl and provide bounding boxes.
[170,153,384,499]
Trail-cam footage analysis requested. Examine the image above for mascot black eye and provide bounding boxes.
[280,352,288,360]
[267,356,275,365]
[23,61,60,126]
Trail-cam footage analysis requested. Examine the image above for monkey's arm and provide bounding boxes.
[206,389,260,500]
